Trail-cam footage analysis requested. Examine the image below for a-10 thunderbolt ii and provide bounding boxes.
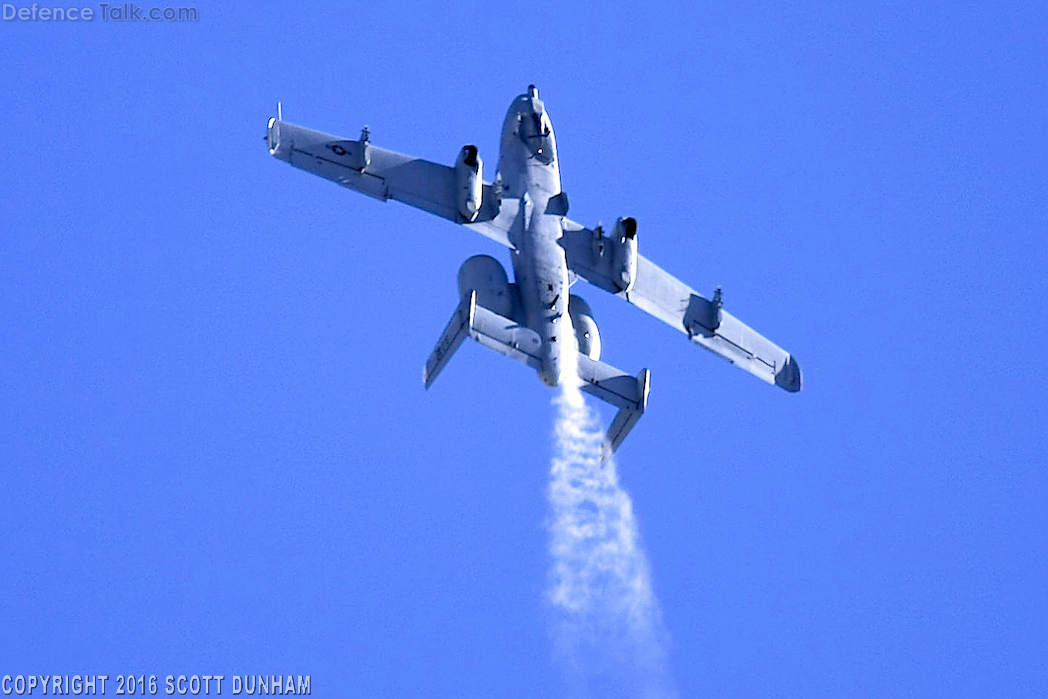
[265,85,801,460]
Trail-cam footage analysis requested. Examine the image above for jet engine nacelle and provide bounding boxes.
[568,295,601,361]
[611,216,638,293]
[455,145,483,223]
[457,254,512,317]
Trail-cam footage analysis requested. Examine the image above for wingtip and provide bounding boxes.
[775,355,802,392]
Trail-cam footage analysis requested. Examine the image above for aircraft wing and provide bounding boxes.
[560,219,802,392]
[265,118,517,249]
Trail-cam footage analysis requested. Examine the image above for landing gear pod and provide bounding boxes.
[455,145,483,222]
[568,295,601,361]
[612,217,638,293]
[457,255,512,317]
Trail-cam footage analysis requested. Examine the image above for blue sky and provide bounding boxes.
[2,1,1046,696]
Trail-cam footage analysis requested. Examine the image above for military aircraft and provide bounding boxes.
[265,86,801,460]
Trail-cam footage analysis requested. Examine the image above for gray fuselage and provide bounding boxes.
[498,87,568,387]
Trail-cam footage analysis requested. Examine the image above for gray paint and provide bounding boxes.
[266,86,801,458]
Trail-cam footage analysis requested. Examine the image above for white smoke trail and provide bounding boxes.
[546,327,676,699]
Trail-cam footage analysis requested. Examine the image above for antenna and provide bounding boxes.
[278,101,283,121]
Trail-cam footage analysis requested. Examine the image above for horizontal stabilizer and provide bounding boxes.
[424,291,649,461]
[577,356,646,410]
[424,291,542,388]
[575,359,650,463]
[469,305,543,371]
